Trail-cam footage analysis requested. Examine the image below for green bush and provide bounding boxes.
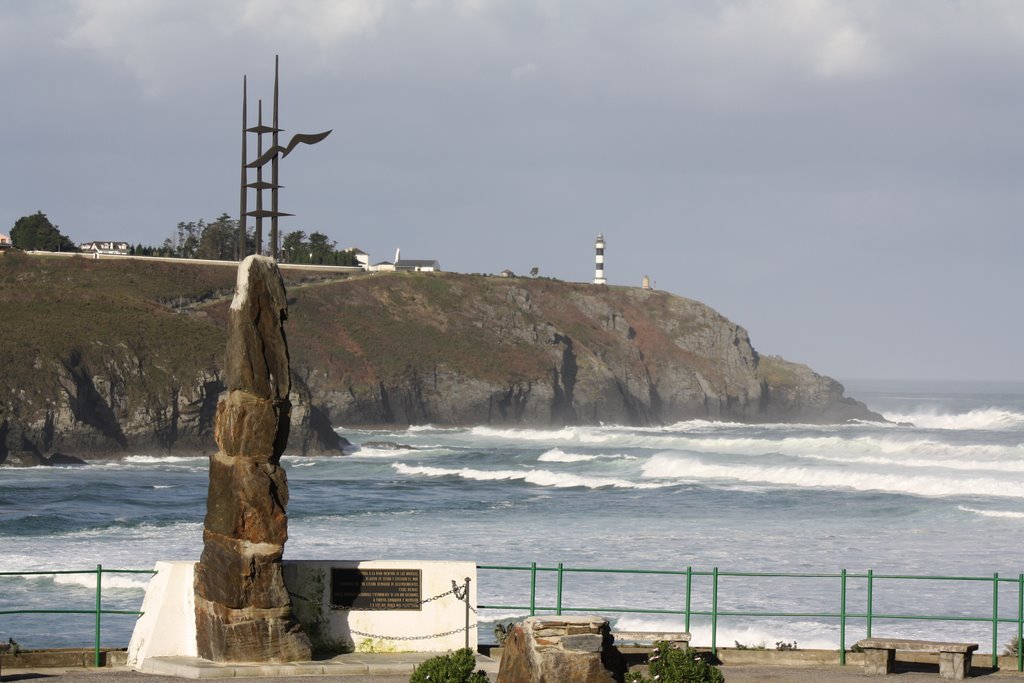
[409,648,487,683]
[626,642,724,683]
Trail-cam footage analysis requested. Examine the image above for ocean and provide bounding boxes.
[3,379,1024,654]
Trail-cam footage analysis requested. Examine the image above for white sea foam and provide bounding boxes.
[957,506,1024,519]
[54,572,150,591]
[393,463,667,490]
[643,453,1024,499]
[610,615,839,650]
[538,448,598,463]
[122,455,205,464]
[885,408,1024,431]
[405,424,460,432]
[675,434,1023,461]
[800,450,1024,471]
[469,425,599,442]
[474,425,1024,464]
[345,447,421,458]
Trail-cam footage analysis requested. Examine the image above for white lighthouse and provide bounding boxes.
[593,233,607,285]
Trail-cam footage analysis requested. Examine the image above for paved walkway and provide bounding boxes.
[6,663,1024,682]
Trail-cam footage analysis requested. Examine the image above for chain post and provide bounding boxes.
[464,577,471,650]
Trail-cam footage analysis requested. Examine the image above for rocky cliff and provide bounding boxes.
[284,273,880,428]
[0,254,881,464]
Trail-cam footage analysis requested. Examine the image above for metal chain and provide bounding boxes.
[451,579,479,614]
[421,586,457,604]
[349,623,478,642]
[327,584,461,612]
[291,575,480,640]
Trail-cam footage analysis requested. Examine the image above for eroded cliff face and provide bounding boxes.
[286,275,882,429]
[0,260,881,464]
[0,349,225,465]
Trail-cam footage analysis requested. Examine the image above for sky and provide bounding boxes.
[2,0,1022,383]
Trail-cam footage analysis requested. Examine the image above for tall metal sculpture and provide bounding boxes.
[238,56,331,260]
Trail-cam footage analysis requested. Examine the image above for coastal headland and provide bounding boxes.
[0,253,881,464]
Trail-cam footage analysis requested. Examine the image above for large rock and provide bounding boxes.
[496,616,624,683]
[193,256,312,662]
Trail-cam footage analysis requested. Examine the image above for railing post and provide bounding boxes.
[993,572,1000,669]
[685,565,692,634]
[94,564,102,667]
[711,567,719,657]
[556,562,564,616]
[530,562,537,616]
[840,569,847,666]
[866,569,873,638]
[1017,574,1023,673]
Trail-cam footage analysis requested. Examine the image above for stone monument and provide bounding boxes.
[496,616,625,683]
[193,255,312,662]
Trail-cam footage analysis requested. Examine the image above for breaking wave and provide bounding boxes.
[123,455,204,464]
[956,506,1024,519]
[538,448,598,463]
[643,453,1024,499]
[884,408,1024,431]
[393,463,667,490]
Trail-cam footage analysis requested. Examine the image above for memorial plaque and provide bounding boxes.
[331,568,422,611]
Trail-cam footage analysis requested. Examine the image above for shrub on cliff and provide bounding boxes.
[627,641,724,683]
[409,648,487,683]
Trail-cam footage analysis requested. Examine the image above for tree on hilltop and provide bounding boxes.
[197,213,240,261]
[10,211,77,252]
[281,229,358,266]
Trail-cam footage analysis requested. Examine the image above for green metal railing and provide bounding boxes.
[0,565,154,667]
[478,563,1024,671]
[5,562,1024,673]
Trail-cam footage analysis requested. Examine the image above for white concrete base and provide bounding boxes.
[128,559,477,671]
[127,561,198,669]
[283,560,478,654]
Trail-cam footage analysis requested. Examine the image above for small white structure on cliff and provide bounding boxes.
[396,259,441,272]
[593,232,607,285]
[345,247,369,269]
[80,240,130,255]
[0,233,11,250]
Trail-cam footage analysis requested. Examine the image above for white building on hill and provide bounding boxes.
[395,259,441,272]
[80,240,130,255]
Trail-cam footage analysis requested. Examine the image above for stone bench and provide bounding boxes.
[856,638,979,680]
[612,631,691,650]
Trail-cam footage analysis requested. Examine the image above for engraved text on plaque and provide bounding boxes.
[331,568,422,611]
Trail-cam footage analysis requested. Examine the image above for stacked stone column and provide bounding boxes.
[194,256,312,662]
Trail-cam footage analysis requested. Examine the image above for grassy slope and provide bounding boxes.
[0,253,232,417]
[282,271,732,394]
[2,256,805,431]
[286,273,556,386]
